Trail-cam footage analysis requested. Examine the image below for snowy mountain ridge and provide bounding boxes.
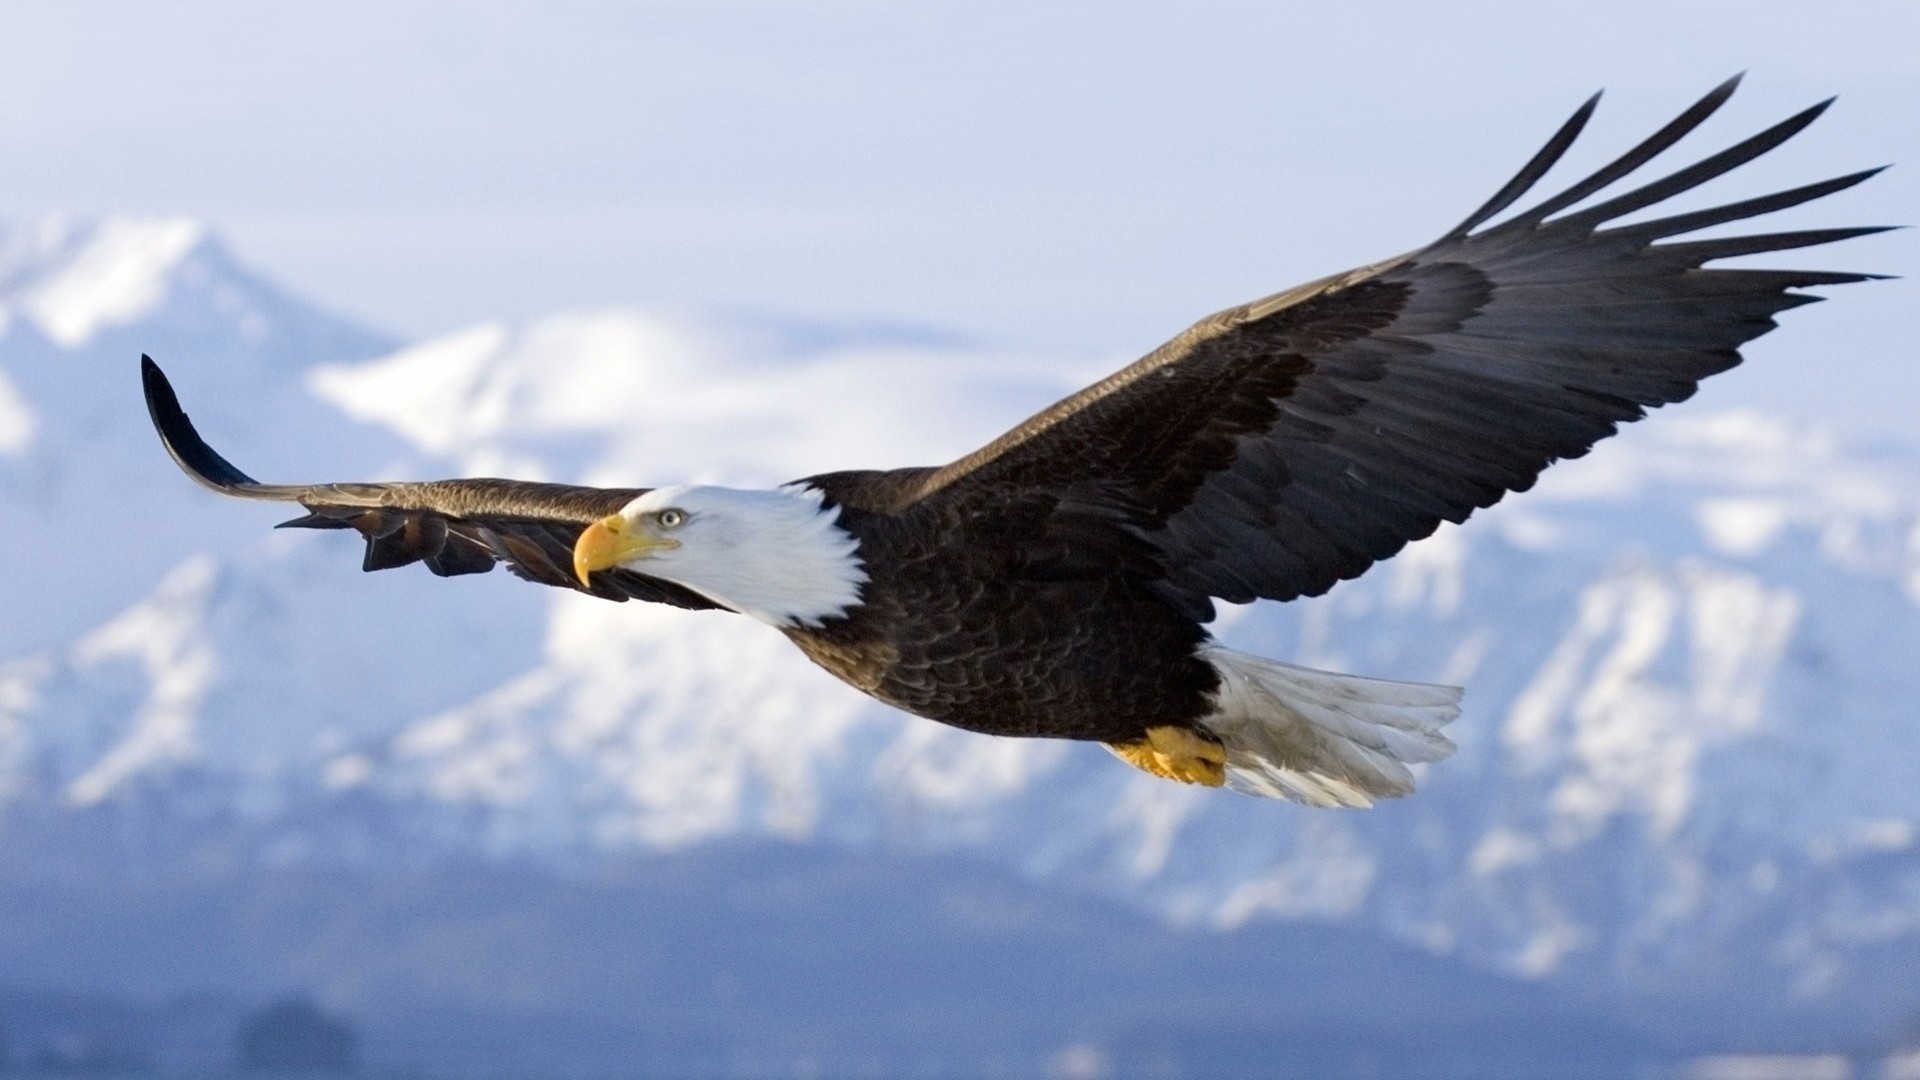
[0,217,208,350]
[2,217,1917,1029]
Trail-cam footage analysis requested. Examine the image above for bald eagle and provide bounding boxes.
[144,78,1885,806]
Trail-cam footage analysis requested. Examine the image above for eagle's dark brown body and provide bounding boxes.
[789,471,1219,742]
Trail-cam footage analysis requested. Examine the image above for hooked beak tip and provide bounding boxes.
[573,516,622,589]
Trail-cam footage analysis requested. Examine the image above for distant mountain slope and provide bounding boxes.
[2,218,1916,1058]
[0,837,1662,1077]
[0,217,397,657]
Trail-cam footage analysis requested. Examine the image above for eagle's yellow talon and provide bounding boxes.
[1104,726,1227,787]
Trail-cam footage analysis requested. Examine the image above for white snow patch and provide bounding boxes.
[1670,411,1812,453]
[1386,522,1466,616]
[1469,828,1541,876]
[1107,777,1205,880]
[0,656,54,802]
[312,307,1079,491]
[1505,562,1800,841]
[309,313,739,479]
[1494,510,1564,552]
[323,754,375,791]
[1684,566,1800,736]
[875,723,1064,810]
[66,557,219,806]
[1512,920,1587,978]
[1884,1049,1920,1080]
[394,668,559,807]
[1906,517,1920,606]
[1503,581,1624,770]
[308,322,516,462]
[1698,498,1791,557]
[1047,1042,1112,1080]
[1683,1054,1852,1080]
[311,312,728,459]
[388,592,918,851]
[1810,819,1919,863]
[1439,628,1491,688]
[1211,820,1377,926]
[1550,570,1697,837]
[0,367,35,456]
[1848,818,1917,853]
[1529,450,1643,501]
[22,218,204,346]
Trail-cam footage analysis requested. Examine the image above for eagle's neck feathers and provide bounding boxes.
[617,484,866,628]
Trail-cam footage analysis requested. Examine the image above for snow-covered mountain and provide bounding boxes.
[2,218,1917,1064]
[0,217,396,659]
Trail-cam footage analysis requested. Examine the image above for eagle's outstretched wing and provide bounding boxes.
[913,77,1889,620]
[141,357,723,611]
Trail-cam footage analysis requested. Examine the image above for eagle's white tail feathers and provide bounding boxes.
[1197,643,1461,807]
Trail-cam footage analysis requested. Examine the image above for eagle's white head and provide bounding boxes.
[572,484,867,628]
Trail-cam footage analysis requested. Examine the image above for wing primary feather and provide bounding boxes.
[143,355,393,509]
[1607,167,1889,241]
[142,354,264,492]
[1651,225,1899,262]
[1550,98,1835,231]
[1509,74,1743,225]
[1442,91,1600,240]
[275,512,355,530]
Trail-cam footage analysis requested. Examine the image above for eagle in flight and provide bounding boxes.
[144,77,1885,806]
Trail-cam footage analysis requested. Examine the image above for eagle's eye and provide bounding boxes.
[656,509,686,529]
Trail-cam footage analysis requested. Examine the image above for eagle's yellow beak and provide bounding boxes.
[573,514,677,587]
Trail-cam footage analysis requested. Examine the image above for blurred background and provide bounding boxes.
[0,2,1915,1077]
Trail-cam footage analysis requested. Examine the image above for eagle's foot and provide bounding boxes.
[1104,726,1227,787]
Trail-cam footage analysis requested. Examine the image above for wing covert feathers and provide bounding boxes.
[914,80,1888,621]
[140,357,720,609]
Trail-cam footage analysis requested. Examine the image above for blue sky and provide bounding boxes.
[1,0,1912,434]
